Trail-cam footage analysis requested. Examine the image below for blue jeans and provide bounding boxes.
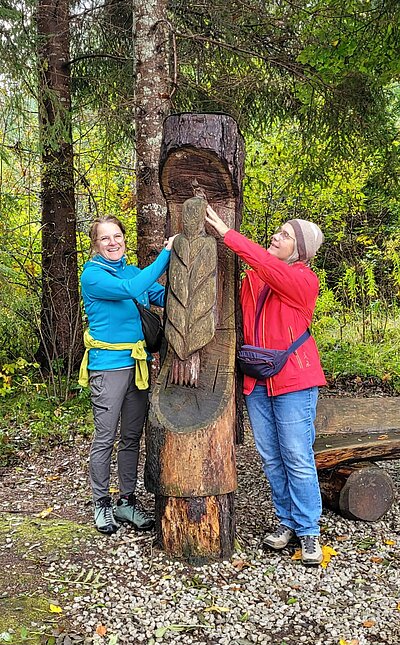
[245,385,322,536]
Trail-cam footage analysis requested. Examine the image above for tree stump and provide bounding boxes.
[145,113,244,561]
[318,461,395,521]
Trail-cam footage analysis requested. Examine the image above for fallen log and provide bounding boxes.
[318,461,395,521]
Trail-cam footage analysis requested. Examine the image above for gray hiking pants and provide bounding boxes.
[89,368,149,501]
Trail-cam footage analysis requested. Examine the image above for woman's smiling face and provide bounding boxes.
[267,223,296,261]
[95,221,126,261]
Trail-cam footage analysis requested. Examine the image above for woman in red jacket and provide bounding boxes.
[205,205,326,566]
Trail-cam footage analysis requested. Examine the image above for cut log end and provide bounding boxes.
[155,493,235,563]
[319,461,395,522]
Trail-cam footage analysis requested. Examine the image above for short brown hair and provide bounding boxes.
[89,216,126,255]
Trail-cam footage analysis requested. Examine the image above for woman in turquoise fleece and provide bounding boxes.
[80,215,176,535]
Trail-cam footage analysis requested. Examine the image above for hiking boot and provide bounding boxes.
[94,496,119,535]
[114,494,155,531]
[263,524,296,550]
[300,536,323,566]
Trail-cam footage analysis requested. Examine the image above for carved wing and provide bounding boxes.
[165,236,217,360]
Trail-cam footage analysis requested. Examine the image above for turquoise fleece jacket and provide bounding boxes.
[80,250,170,371]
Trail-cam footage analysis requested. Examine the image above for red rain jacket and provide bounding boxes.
[224,229,327,396]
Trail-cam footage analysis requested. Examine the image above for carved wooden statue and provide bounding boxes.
[145,113,244,561]
[165,196,217,387]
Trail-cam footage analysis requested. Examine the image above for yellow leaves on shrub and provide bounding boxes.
[49,604,62,613]
[291,545,338,568]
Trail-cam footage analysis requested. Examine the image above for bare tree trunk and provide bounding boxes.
[133,0,170,266]
[36,0,83,375]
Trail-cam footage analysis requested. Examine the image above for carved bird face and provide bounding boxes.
[95,222,126,261]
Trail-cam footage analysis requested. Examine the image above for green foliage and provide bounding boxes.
[314,314,400,392]
[0,364,93,466]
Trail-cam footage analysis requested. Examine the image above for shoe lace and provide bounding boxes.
[301,536,318,554]
[274,524,291,537]
[96,497,114,525]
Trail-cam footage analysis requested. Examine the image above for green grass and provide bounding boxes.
[0,377,93,467]
[313,313,400,392]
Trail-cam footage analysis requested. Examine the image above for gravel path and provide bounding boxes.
[1,429,399,645]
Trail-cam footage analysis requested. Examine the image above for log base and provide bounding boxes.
[319,461,395,521]
[155,493,235,563]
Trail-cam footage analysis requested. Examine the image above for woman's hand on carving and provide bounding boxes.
[164,234,179,250]
[205,205,230,237]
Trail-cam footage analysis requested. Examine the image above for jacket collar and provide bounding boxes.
[90,254,127,272]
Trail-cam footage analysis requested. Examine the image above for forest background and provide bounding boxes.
[0,0,400,466]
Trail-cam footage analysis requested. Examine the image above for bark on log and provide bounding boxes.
[145,113,244,560]
[314,429,400,469]
[318,461,395,521]
[316,397,400,435]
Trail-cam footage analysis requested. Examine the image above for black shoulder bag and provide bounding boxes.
[237,286,310,379]
[134,299,164,354]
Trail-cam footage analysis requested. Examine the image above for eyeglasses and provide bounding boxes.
[97,234,124,244]
[273,226,295,242]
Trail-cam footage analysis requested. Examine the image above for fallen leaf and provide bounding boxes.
[339,640,359,645]
[370,557,384,564]
[396,602,400,611]
[336,535,350,542]
[291,545,338,568]
[231,559,251,570]
[36,507,54,518]
[109,487,119,494]
[96,624,107,636]
[46,475,60,481]
[49,604,62,613]
[321,545,338,569]
[363,620,376,628]
[377,434,389,440]
[384,539,396,546]
[204,605,230,613]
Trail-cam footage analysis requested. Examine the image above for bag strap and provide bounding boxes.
[286,328,311,355]
[254,285,311,354]
[254,285,270,346]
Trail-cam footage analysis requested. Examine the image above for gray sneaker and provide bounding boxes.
[263,524,296,550]
[300,536,323,565]
[114,494,155,531]
[94,496,119,535]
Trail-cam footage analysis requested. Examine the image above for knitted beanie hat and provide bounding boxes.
[286,218,324,264]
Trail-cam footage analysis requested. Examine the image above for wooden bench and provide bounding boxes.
[314,397,400,521]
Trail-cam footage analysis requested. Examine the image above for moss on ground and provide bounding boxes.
[0,595,54,644]
[0,513,96,558]
[0,513,97,644]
